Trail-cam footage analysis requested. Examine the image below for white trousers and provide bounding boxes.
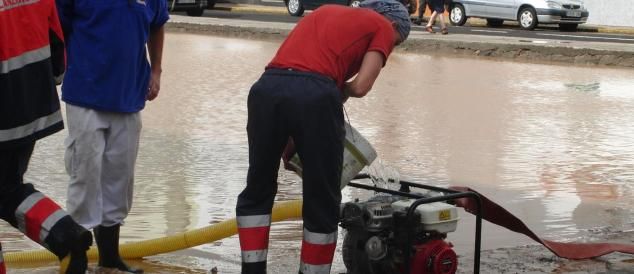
[64,104,141,229]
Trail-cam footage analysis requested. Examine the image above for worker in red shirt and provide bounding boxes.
[0,0,92,273]
[235,0,410,273]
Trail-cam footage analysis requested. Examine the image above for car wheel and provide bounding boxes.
[286,0,305,16]
[559,23,578,32]
[207,0,216,9]
[518,7,537,30]
[449,3,467,26]
[486,18,504,27]
[349,0,362,7]
[186,7,204,16]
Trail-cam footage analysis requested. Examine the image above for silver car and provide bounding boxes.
[448,0,589,31]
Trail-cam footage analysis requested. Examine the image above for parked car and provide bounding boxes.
[167,0,215,17]
[448,0,589,31]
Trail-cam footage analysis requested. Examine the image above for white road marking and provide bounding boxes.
[471,29,509,34]
[537,33,634,42]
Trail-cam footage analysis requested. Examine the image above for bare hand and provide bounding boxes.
[147,71,161,101]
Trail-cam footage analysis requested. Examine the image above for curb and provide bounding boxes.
[215,3,289,15]
[464,18,597,32]
[593,26,634,35]
[465,18,634,34]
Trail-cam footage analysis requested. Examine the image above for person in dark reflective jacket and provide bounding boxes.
[0,1,92,273]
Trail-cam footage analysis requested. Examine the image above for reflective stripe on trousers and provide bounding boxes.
[15,192,67,246]
[238,215,271,263]
[0,242,5,274]
[300,229,337,274]
[300,263,331,274]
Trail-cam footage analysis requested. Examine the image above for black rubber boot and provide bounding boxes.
[45,216,92,274]
[64,227,92,274]
[94,224,143,273]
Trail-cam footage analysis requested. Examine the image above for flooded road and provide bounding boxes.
[3,32,634,273]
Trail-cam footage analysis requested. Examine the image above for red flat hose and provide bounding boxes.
[449,186,634,259]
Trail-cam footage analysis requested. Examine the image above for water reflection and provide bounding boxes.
[2,33,633,273]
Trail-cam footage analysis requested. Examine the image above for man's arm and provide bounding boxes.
[54,0,73,38]
[343,51,385,98]
[50,0,67,84]
[146,26,165,101]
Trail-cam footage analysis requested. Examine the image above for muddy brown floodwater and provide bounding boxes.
[3,32,634,273]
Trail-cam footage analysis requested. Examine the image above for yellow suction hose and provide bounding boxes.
[4,200,303,268]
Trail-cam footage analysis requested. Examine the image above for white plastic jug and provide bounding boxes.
[287,122,377,189]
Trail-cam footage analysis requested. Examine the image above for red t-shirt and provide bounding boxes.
[267,5,396,89]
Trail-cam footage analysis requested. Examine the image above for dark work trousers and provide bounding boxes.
[0,142,37,228]
[0,143,35,274]
[0,142,88,260]
[236,69,344,274]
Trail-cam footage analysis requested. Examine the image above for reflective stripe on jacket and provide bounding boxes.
[0,0,65,149]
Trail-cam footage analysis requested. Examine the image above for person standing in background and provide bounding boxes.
[0,0,92,273]
[235,0,410,273]
[413,0,429,25]
[426,0,449,34]
[55,0,169,272]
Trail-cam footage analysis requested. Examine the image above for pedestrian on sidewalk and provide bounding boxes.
[426,0,449,34]
[412,0,428,25]
[0,1,93,273]
[55,0,169,272]
[235,0,410,273]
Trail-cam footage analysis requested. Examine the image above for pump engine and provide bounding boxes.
[340,194,459,274]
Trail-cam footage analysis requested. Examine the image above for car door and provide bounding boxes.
[485,0,516,19]
[462,0,489,17]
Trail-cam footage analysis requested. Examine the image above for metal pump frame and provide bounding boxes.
[347,174,483,274]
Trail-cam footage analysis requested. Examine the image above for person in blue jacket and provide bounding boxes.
[55,0,169,272]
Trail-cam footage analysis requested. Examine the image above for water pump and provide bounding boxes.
[282,123,482,273]
[340,193,459,274]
